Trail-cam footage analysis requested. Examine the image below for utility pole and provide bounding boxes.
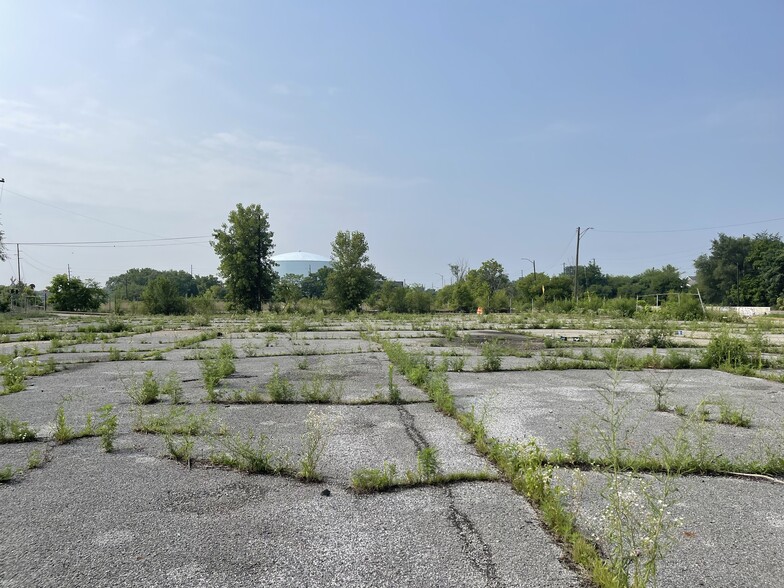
[522,258,536,282]
[67,264,71,281]
[573,227,593,301]
[16,244,21,285]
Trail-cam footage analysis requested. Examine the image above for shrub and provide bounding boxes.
[143,276,188,315]
[702,330,751,370]
[477,340,503,372]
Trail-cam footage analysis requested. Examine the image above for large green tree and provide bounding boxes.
[143,276,188,315]
[695,232,784,306]
[211,204,277,312]
[48,274,106,311]
[326,230,376,311]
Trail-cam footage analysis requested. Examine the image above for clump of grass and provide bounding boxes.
[200,343,236,397]
[241,341,258,357]
[0,412,37,443]
[27,449,45,469]
[266,364,295,402]
[161,371,184,404]
[1,360,26,394]
[0,465,16,483]
[716,398,752,428]
[127,371,162,405]
[296,357,309,370]
[210,431,284,474]
[133,406,214,435]
[300,372,343,403]
[387,365,401,404]
[438,324,457,341]
[351,461,397,493]
[477,340,503,372]
[424,371,455,416]
[449,356,465,372]
[164,434,195,468]
[299,409,336,482]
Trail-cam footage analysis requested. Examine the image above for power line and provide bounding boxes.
[6,236,210,246]
[2,186,166,238]
[594,215,784,235]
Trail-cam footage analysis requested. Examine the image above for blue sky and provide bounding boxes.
[1,1,782,290]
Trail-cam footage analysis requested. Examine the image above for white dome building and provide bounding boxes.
[272,251,332,277]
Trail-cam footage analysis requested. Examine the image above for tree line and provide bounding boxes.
[2,205,782,313]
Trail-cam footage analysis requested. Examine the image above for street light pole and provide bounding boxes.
[573,227,593,301]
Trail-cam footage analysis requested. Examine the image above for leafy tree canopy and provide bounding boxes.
[212,203,277,312]
[143,276,188,315]
[326,230,377,312]
[48,274,106,311]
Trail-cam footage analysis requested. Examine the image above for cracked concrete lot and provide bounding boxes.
[1,314,783,587]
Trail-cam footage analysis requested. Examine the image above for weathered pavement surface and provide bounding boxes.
[2,319,783,587]
[1,325,583,588]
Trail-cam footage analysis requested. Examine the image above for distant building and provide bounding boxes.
[271,251,331,277]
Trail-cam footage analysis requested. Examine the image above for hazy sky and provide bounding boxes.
[1,1,782,290]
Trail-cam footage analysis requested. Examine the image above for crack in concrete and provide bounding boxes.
[396,405,427,451]
[395,405,502,587]
[445,486,503,588]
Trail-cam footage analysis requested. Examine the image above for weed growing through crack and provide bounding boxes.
[162,371,184,404]
[715,397,752,428]
[646,371,675,412]
[126,371,162,405]
[200,342,236,397]
[27,449,45,469]
[300,372,344,403]
[299,409,337,482]
[211,431,284,474]
[1,359,26,394]
[134,406,214,435]
[351,461,397,493]
[597,475,681,587]
[96,404,119,452]
[477,339,503,372]
[388,365,401,404]
[590,372,682,585]
[266,364,295,402]
[53,405,76,444]
[0,465,15,482]
[0,412,36,443]
[415,446,440,483]
[164,434,195,467]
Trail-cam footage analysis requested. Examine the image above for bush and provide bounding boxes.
[477,340,503,371]
[143,276,188,315]
[702,330,751,370]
